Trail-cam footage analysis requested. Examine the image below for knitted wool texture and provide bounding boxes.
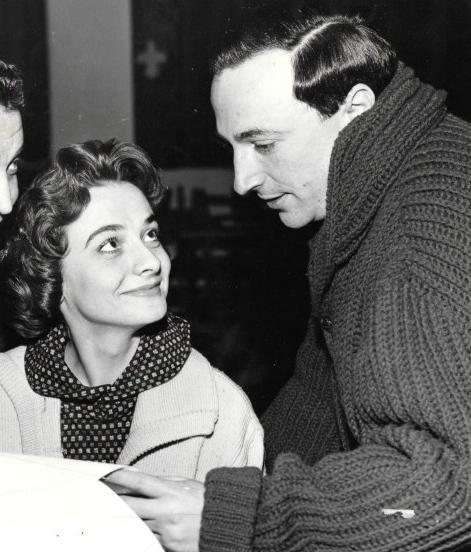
[201,64,471,551]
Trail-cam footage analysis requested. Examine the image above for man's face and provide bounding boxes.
[0,107,23,222]
[211,49,349,227]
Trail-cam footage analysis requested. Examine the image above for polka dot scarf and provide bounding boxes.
[25,314,191,463]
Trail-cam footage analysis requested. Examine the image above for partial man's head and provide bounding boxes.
[0,60,24,222]
[211,14,397,227]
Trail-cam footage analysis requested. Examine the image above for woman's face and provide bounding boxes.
[60,180,170,333]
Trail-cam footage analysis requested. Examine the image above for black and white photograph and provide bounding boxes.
[1,1,471,550]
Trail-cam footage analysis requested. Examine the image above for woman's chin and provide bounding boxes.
[138,305,168,326]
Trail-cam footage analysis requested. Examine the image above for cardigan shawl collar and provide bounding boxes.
[308,63,447,307]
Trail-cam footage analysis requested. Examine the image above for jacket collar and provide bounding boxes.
[325,62,446,268]
[308,63,447,305]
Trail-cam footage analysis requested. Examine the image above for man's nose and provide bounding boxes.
[0,173,14,215]
[233,150,264,195]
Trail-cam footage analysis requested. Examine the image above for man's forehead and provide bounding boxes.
[214,49,294,95]
[212,50,300,136]
[0,108,23,139]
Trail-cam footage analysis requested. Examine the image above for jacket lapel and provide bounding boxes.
[117,349,219,465]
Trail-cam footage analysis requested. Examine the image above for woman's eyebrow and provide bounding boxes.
[85,224,123,247]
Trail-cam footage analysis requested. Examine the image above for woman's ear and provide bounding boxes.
[342,83,376,121]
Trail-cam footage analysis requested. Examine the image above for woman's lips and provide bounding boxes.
[120,281,162,296]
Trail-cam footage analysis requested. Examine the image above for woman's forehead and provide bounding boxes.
[66,182,155,244]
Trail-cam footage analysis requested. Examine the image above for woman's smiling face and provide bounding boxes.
[60,180,170,333]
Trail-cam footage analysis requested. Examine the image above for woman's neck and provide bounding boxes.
[64,322,140,387]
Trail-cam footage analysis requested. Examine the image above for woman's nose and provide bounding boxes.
[133,242,161,274]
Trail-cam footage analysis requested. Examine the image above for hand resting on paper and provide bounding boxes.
[104,468,204,552]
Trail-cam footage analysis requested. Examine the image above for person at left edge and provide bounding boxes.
[0,59,24,223]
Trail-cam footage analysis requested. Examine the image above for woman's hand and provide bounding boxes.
[104,469,204,552]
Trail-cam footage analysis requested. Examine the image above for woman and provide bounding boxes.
[0,139,263,480]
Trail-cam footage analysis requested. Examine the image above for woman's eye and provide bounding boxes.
[98,237,119,253]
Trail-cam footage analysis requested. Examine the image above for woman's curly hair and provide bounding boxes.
[1,138,165,339]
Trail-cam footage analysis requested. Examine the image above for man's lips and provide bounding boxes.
[258,193,284,201]
[258,193,286,208]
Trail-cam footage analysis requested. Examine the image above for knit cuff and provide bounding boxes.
[199,466,263,552]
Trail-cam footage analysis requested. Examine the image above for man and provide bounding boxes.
[0,60,24,351]
[0,60,24,222]
[106,14,471,551]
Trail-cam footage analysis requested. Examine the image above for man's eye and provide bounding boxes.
[99,237,119,253]
[144,228,160,243]
[7,158,20,176]
[254,142,275,153]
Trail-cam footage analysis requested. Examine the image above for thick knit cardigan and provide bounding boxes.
[0,346,264,481]
[201,64,471,551]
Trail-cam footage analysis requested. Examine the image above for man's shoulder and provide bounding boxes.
[398,112,471,219]
[408,112,471,165]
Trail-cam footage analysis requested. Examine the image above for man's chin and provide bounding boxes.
[278,209,325,229]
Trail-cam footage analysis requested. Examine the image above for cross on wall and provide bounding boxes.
[136,40,168,79]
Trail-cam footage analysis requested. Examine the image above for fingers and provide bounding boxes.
[102,480,137,495]
[119,494,168,520]
[103,468,171,498]
[106,475,203,552]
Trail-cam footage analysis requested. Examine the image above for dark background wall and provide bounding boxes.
[1,0,471,413]
[132,0,471,169]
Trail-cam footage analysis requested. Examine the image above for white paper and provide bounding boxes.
[0,453,164,552]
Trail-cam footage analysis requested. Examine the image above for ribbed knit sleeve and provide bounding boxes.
[200,467,263,552]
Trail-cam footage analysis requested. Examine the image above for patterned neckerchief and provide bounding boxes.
[25,314,191,463]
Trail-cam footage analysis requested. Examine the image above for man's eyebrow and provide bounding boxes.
[9,146,23,163]
[235,129,284,141]
[85,224,123,248]
[215,129,284,145]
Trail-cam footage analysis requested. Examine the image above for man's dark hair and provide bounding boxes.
[0,60,24,111]
[212,14,398,117]
[1,138,164,339]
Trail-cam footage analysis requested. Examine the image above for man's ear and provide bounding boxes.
[342,84,375,122]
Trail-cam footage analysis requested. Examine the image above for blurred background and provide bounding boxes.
[1,0,471,414]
